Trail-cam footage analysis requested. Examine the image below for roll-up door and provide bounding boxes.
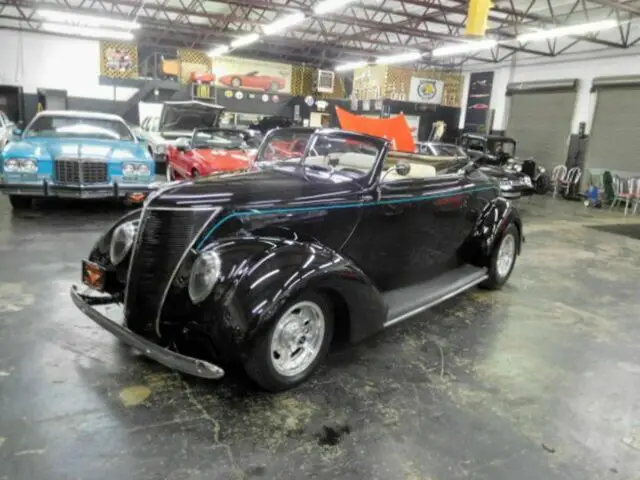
[506,80,578,170]
[586,77,640,173]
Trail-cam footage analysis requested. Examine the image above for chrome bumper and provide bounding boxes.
[70,285,225,379]
[0,180,154,199]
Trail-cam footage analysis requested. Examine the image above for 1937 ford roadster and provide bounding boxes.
[71,128,524,392]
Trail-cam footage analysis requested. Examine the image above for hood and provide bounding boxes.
[335,106,415,153]
[4,137,147,162]
[150,167,360,210]
[159,101,225,133]
[195,148,253,170]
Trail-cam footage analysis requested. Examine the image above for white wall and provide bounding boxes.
[0,29,137,101]
[462,45,640,134]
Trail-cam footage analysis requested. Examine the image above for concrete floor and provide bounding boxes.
[1,196,640,480]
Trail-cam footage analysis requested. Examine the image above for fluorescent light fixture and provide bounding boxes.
[230,33,260,48]
[335,60,369,72]
[432,39,497,57]
[313,0,356,15]
[375,51,423,65]
[516,19,618,43]
[41,22,135,41]
[263,12,306,35]
[208,45,229,57]
[38,9,139,30]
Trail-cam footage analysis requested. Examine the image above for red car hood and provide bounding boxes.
[195,148,253,170]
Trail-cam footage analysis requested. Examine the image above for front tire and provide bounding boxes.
[244,292,334,392]
[9,195,33,210]
[480,223,519,290]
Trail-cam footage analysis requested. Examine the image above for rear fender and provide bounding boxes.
[198,236,387,356]
[463,197,523,266]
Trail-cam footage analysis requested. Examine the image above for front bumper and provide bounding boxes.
[69,285,225,380]
[0,179,154,200]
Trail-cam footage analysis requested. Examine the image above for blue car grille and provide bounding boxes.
[124,207,211,337]
[55,159,108,184]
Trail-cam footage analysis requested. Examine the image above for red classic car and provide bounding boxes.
[190,72,216,84]
[166,128,261,181]
[468,103,489,110]
[218,71,286,91]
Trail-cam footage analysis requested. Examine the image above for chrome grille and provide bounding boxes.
[55,159,108,184]
[124,208,212,337]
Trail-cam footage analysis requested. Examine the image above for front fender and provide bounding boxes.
[194,236,387,361]
[86,208,143,293]
[462,197,523,266]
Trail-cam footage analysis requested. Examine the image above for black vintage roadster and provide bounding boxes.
[459,133,549,195]
[71,128,524,392]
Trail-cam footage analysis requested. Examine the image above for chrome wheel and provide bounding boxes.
[496,233,516,278]
[270,301,325,377]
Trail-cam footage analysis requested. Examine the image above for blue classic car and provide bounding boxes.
[0,110,156,209]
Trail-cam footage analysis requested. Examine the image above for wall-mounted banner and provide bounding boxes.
[212,56,292,94]
[464,71,494,132]
[409,77,444,105]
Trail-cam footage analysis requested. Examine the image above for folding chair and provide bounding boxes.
[610,176,636,216]
[551,165,567,199]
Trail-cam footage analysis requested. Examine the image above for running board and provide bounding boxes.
[382,264,489,328]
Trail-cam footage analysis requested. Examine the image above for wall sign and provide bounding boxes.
[409,77,444,105]
[464,71,494,132]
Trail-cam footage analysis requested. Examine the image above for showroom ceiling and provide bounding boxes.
[0,0,639,68]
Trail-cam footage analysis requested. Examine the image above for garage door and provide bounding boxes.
[506,89,577,170]
[585,86,640,173]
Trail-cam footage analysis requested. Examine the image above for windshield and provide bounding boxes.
[24,115,134,141]
[487,139,515,156]
[192,129,258,150]
[259,130,382,181]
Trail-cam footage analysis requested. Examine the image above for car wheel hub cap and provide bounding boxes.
[497,233,515,278]
[271,301,325,377]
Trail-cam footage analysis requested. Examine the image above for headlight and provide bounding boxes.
[3,158,38,173]
[109,221,138,266]
[122,163,151,176]
[188,250,221,304]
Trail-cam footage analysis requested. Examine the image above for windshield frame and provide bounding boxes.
[256,127,389,187]
[23,113,137,142]
[190,127,255,150]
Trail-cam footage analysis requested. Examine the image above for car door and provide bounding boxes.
[342,163,477,292]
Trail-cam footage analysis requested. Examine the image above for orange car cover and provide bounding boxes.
[335,106,416,153]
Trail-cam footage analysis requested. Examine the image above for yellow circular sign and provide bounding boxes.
[417,80,438,100]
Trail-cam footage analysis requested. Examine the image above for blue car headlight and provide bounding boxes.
[122,162,151,176]
[4,158,38,173]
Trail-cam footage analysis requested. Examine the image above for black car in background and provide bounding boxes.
[71,128,524,392]
[423,141,534,200]
[459,133,549,195]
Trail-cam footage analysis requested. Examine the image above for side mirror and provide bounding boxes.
[395,159,411,176]
[176,138,190,151]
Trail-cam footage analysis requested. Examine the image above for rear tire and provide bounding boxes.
[9,195,32,210]
[244,292,334,392]
[480,223,519,290]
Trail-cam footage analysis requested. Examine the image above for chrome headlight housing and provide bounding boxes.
[4,158,38,173]
[109,221,138,266]
[188,250,222,305]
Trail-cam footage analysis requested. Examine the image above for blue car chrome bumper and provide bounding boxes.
[0,179,155,199]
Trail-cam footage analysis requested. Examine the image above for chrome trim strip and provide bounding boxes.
[154,207,223,338]
[382,274,488,329]
[145,206,222,212]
